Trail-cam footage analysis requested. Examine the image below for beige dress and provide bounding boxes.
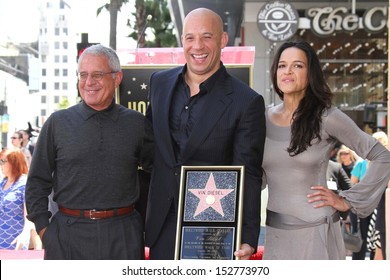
[262,107,390,259]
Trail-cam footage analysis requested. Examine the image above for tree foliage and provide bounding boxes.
[97,0,177,49]
[57,97,70,110]
[128,0,177,48]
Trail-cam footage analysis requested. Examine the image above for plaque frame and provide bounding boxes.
[174,166,245,260]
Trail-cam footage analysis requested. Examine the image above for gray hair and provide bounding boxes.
[78,44,121,72]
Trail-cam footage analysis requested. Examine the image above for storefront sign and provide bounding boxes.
[256,1,387,41]
[257,1,299,42]
[307,6,387,36]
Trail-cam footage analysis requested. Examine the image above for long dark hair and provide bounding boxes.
[270,41,333,156]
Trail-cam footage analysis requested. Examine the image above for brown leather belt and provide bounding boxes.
[59,205,135,220]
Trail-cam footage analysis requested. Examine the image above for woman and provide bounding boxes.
[262,41,390,259]
[10,131,32,168]
[336,145,357,178]
[0,148,33,249]
[337,145,365,258]
[10,131,24,149]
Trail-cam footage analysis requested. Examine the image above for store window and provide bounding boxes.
[291,28,387,131]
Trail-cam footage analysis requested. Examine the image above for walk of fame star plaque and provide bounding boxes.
[174,166,244,260]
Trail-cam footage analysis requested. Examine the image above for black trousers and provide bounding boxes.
[350,212,374,260]
[42,210,144,260]
[149,205,177,260]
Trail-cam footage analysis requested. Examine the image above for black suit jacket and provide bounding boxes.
[144,64,266,253]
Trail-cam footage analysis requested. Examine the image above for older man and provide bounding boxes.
[26,44,154,259]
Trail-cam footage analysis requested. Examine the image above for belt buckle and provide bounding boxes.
[89,209,99,220]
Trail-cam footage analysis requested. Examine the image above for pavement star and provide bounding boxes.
[188,173,234,217]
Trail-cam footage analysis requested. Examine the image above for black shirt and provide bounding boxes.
[169,65,223,162]
[26,100,154,233]
[342,162,354,178]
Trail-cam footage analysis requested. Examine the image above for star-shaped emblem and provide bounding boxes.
[188,173,234,217]
[140,83,147,90]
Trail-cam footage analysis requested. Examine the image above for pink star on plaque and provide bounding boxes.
[188,173,234,217]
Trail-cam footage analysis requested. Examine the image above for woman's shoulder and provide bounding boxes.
[322,106,358,130]
[322,106,339,118]
[16,174,28,186]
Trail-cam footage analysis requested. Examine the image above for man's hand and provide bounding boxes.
[234,243,255,260]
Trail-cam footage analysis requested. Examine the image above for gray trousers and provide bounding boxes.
[42,210,144,260]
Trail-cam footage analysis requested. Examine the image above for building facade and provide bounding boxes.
[37,0,78,122]
[1,0,80,148]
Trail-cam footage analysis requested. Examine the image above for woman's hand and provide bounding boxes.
[11,231,29,250]
[307,185,350,212]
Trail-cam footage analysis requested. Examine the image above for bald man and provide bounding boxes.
[144,8,266,259]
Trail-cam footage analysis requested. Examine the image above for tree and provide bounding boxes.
[97,0,176,49]
[57,97,70,110]
[128,0,177,48]
[134,0,146,48]
[97,0,129,50]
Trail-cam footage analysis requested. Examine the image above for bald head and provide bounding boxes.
[183,8,224,34]
[181,8,228,80]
